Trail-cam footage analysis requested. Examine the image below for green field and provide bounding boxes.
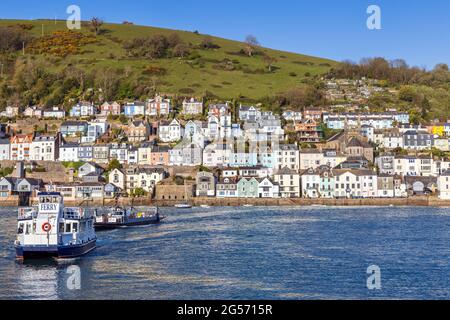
[0,19,338,101]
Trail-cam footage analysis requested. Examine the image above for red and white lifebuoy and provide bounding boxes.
[42,222,52,233]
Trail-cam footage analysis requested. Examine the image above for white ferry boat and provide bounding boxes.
[14,192,97,261]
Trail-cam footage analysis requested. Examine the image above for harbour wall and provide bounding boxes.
[6,196,450,208]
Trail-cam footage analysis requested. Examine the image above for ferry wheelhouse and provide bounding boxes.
[14,192,97,260]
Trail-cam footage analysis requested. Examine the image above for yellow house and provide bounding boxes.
[430,124,445,137]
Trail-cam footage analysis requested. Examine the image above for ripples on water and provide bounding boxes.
[1,206,450,300]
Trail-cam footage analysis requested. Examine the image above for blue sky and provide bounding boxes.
[1,0,449,68]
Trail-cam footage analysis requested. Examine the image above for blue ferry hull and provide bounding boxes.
[15,239,97,260]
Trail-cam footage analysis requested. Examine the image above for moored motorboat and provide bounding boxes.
[94,206,161,231]
[14,192,97,261]
[175,203,192,209]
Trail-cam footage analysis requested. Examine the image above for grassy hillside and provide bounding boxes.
[0,19,337,103]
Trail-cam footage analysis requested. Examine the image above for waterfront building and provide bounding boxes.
[438,170,450,200]
[300,166,335,199]
[273,167,301,198]
[333,169,377,198]
[257,178,279,198]
[196,172,216,197]
[237,177,259,198]
[124,166,166,194]
[377,174,396,198]
[216,178,238,198]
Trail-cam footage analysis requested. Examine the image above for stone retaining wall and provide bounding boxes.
[5,196,450,208]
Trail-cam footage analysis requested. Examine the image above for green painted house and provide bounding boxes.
[237,177,259,198]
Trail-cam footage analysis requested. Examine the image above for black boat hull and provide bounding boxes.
[95,216,164,231]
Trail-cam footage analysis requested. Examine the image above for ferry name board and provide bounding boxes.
[39,203,59,212]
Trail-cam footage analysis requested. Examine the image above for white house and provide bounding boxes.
[275,144,300,171]
[438,171,450,200]
[59,143,79,162]
[383,131,404,149]
[203,143,232,167]
[333,169,377,198]
[394,156,434,177]
[78,162,104,179]
[273,167,301,198]
[257,178,279,198]
[70,102,96,117]
[31,136,58,161]
[81,121,108,144]
[159,119,183,143]
[0,139,10,160]
[43,107,66,119]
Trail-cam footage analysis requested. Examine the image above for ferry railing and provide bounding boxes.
[18,207,38,220]
[63,208,95,220]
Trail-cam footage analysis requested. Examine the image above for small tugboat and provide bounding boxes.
[94,206,161,231]
[14,192,97,261]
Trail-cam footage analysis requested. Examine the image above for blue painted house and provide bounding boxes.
[124,102,146,117]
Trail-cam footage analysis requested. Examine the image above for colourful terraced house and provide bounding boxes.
[237,177,259,198]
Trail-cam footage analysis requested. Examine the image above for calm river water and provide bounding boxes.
[1,206,450,300]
